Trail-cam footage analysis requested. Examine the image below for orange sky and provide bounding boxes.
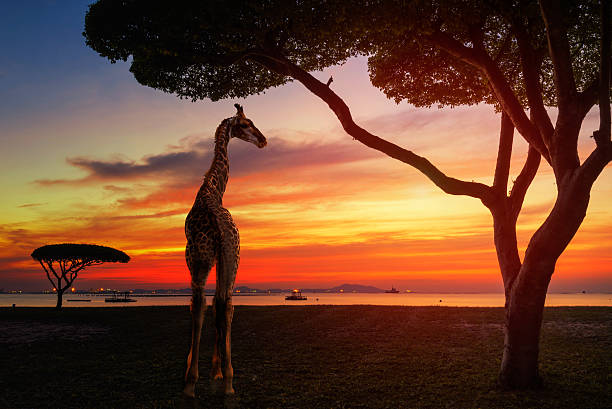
[2,88,610,292]
[1,3,610,292]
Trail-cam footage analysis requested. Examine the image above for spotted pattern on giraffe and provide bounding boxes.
[183,104,267,398]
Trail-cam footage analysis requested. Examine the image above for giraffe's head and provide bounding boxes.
[229,104,267,148]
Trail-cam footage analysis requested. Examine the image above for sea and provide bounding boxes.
[1,292,611,308]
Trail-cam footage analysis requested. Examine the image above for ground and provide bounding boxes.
[0,305,610,408]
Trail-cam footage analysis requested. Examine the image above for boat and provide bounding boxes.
[67,299,91,302]
[285,289,307,300]
[385,287,400,293]
[105,292,137,303]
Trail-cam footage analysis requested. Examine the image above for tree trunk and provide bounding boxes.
[490,201,544,388]
[499,258,553,388]
[498,172,591,388]
[56,290,63,310]
[490,202,521,300]
[490,199,546,388]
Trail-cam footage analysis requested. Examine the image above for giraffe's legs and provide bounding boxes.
[222,296,235,395]
[213,292,235,395]
[183,245,213,398]
[184,280,205,397]
[214,242,238,395]
[210,296,223,380]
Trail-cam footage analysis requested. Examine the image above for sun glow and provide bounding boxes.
[1,45,610,292]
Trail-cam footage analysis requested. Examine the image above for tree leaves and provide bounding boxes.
[31,244,130,264]
[84,0,604,109]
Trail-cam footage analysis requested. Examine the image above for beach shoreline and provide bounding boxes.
[2,292,611,308]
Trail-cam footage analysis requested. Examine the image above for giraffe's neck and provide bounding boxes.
[203,118,232,202]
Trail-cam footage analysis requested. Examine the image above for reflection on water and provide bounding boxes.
[1,292,611,307]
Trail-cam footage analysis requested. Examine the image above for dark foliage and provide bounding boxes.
[31,243,130,263]
[83,0,603,108]
[363,0,601,108]
[31,244,129,309]
[84,0,359,101]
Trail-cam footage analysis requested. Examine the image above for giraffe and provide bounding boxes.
[183,104,267,397]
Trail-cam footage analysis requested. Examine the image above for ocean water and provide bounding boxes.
[1,292,611,308]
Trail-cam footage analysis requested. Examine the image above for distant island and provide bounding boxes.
[234,283,386,294]
[1,283,390,295]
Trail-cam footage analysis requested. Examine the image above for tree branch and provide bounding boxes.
[39,260,56,290]
[69,262,90,281]
[579,0,612,187]
[539,0,578,112]
[492,31,513,63]
[468,23,486,52]
[493,111,514,194]
[579,143,612,187]
[66,259,77,274]
[61,280,72,292]
[427,31,551,163]
[578,79,601,119]
[196,50,251,67]
[578,0,611,118]
[46,260,60,281]
[513,20,555,145]
[596,0,612,147]
[251,50,496,206]
[510,146,541,220]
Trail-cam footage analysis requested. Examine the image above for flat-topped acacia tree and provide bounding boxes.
[31,244,130,309]
[84,0,611,388]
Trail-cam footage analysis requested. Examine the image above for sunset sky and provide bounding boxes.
[1,1,610,292]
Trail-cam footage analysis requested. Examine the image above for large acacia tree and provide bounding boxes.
[84,0,611,388]
[31,243,130,309]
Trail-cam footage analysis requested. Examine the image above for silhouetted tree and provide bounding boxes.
[31,244,130,309]
[84,0,611,388]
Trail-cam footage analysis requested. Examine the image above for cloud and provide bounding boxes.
[107,209,186,220]
[17,203,46,208]
[32,105,519,195]
[69,151,200,178]
[116,185,196,210]
[36,150,203,185]
[360,104,502,157]
[0,227,45,250]
[518,202,554,217]
[103,185,133,193]
[34,132,379,186]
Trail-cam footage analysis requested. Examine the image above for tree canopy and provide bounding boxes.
[84,0,602,108]
[32,243,130,309]
[31,243,130,263]
[364,0,601,108]
[84,0,359,101]
[84,0,609,171]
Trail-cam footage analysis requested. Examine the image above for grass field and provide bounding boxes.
[1,305,610,408]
